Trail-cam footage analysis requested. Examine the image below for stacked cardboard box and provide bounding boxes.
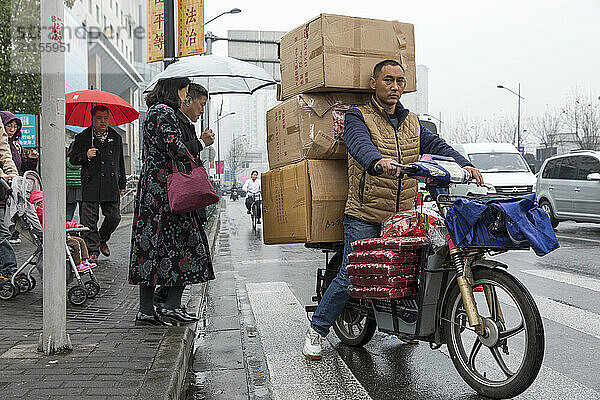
[262,14,416,245]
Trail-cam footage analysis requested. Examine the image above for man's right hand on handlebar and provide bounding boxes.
[375,158,401,178]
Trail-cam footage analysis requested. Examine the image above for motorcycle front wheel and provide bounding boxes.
[442,267,544,399]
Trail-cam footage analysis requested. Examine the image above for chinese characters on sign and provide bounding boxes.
[178,0,204,57]
[147,0,165,62]
[50,15,64,44]
[16,114,38,148]
[215,160,225,175]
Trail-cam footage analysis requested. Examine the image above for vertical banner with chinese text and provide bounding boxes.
[147,0,165,62]
[178,0,204,57]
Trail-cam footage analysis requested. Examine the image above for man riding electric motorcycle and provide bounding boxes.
[302,59,484,360]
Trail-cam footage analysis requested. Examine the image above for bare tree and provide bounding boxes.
[529,109,563,148]
[485,117,518,144]
[562,92,600,150]
[446,116,487,143]
[226,136,247,178]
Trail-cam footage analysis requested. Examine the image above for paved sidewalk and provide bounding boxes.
[0,211,219,399]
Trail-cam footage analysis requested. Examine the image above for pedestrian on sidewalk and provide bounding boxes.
[0,111,39,245]
[129,77,215,326]
[0,122,19,277]
[69,105,126,261]
[66,142,82,222]
[154,83,215,305]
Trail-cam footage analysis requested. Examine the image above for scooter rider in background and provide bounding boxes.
[302,59,484,360]
[230,182,239,201]
[243,170,261,217]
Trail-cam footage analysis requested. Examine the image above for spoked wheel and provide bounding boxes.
[0,281,17,300]
[322,251,377,347]
[443,267,544,399]
[68,286,88,306]
[333,299,377,346]
[15,275,32,293]
[84,280,101,298]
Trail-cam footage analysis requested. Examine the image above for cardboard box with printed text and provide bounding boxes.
[262,159,348,244]
[279,14,416,100]
[266,92,369,169]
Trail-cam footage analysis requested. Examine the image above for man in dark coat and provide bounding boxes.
[174,83,215,222]
[70,105,126,260]
[154,83,216,307]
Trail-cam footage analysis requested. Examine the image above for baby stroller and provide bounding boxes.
[0,171,100,305]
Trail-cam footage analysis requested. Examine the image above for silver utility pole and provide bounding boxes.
[39,0,70,354]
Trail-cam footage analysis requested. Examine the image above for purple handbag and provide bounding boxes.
[167,151,219,214]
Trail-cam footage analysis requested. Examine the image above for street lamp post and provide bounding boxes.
[39,0,70,355]
[497,83,525,149]
[204,8,242,55]
[163,0,176,68]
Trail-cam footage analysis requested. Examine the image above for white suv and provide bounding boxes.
[536,150,600,228]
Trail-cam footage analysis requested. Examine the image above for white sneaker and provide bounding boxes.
[9,238,21,245]
[302,326,323,360]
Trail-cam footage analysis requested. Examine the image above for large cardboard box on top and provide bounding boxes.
[279,14,416,100]
[266,92,369,169]
[262,159,348,244]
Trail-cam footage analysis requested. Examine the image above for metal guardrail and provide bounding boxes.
[120,175,139,214]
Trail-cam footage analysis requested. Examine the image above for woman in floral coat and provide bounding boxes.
[129,77,215,326]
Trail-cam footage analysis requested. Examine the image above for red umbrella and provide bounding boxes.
[65,90,139,127]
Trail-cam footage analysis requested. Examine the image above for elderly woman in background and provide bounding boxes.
[0,111,39,244]
[129,77,215,326]
[0,122,18,277]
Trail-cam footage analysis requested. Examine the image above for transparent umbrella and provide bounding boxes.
[143,54,276,95]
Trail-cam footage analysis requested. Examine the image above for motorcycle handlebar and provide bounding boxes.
[373,162,418,176]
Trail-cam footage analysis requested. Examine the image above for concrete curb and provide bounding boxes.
[138,200,223,400]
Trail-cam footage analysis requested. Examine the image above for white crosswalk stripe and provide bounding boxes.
[240,258,322,265]
[246,282,371,400]
[531,295,600,340]
[523,269,600,293]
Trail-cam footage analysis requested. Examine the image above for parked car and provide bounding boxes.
[451,143,537,196]
[536,150,600,227]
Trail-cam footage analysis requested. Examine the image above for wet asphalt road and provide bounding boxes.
[214,198,600,399]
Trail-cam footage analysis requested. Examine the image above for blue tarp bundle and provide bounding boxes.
[446,194,560,256]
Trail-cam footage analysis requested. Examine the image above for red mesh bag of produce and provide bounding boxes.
[347,250,419,265]
[346,263,418,277]
[348,285,418,299]
[381,210,444,238]
[350,275,417,288]
[352,237,427,252]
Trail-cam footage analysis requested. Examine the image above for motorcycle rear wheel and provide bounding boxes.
[324,252,377,347]
[333,299,377,346]
[442,267,544,399]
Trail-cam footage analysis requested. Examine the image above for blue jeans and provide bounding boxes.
[0,208,17,275]
[311,215,381,337]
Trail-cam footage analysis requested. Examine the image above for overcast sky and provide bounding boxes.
[204,0,600,125]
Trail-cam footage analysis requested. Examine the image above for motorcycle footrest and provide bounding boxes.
[305,304,318,313]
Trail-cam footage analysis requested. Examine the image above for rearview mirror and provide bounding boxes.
[587,173,600,181]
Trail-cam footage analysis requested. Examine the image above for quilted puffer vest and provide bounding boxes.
[345,97,420,224]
